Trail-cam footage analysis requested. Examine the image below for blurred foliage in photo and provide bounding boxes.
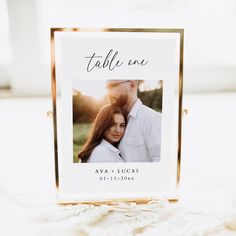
[138,80,163,113]
[73,123,92,162]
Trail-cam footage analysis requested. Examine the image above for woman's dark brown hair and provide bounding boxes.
[78,104,126,163]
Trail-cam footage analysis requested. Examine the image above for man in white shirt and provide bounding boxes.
[106,80,161,162]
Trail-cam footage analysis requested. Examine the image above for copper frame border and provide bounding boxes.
[50,28,184,204]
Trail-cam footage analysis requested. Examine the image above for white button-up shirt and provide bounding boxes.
[87,139,124,163]
[119,99,161,162]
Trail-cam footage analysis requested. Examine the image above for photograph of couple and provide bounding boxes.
[73,80,162,163]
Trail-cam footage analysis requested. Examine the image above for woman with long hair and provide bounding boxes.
[78,104,127,163]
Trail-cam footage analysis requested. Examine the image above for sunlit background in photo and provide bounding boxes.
[72,80,106,100]
[72,80,163,100]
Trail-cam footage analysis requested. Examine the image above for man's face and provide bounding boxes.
[106,80,130,106]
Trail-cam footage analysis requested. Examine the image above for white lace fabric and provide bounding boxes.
[1,184,236,236]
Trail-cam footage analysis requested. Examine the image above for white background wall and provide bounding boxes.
[0,0,236,95]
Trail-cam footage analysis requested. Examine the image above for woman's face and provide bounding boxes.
[104,113,125,144]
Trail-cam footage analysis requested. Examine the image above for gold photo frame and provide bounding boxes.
[50,28,184,204]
